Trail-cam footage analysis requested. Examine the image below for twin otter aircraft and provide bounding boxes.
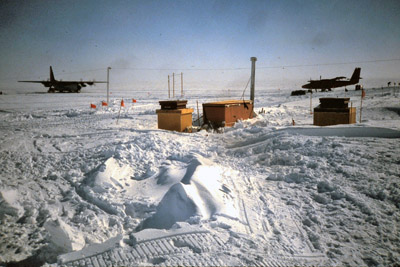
[19,66,106,93]
[302,67,361,91]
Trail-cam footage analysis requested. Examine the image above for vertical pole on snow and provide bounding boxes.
[173,73,175,98]
[197,100,200,126]
[250,57,257,104]
[360,89,365,123]
[168,75,170,98]
[107,67,111,104]
[181,72,183,98]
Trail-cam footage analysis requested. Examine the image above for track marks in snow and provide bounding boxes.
[59,229,230,267]
[58,225,325,267]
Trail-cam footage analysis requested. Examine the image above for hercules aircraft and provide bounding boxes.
[302,67,361,91]
[19,66,106,93]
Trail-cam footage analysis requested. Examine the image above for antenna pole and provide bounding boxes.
[168,75,170,98]
[173,72,175,98]
[181,72,183,98]
[250,57,257,103]
[107,67,111,104]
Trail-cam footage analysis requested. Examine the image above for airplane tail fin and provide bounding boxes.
[350,68,361,83]
[50,66,55,82]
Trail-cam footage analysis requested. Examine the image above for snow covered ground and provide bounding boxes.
[0,86,399,266]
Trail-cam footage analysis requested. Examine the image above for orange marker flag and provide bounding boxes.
[361,89,366,98]
[90,103,96,109]
[121,99,125,107]
[102,101,108,106]
[132,98,137,103]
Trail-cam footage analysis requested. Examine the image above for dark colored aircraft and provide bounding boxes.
[19,66,106,93]
[302,67,361,91]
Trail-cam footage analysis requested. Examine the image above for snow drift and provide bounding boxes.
[137,155,238,230]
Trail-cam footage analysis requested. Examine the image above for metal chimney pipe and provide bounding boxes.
[250,57,257,104]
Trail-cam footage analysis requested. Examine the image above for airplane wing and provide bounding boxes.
[76,81,107,83]
[19,80,46,83]
[333,76,347,80]
[19,80,106,83]
[19,80,52,86]
[74,81,107,86]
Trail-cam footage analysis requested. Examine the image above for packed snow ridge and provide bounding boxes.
[0,87,399,266]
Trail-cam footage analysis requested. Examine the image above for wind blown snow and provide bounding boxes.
[0,87,399,266]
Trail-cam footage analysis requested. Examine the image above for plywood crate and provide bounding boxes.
[202,100,253,127]
[156,108,193,132]
[313,98,356,126]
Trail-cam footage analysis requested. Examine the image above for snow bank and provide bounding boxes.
[282,126,400,138]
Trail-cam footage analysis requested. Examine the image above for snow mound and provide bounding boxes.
[138,155,238,230]
[44,218,85,252]
[84,157,133,194]
[0,189,24,220]
[77,157,135,216]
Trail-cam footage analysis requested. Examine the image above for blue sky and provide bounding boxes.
[0,0,399,92]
